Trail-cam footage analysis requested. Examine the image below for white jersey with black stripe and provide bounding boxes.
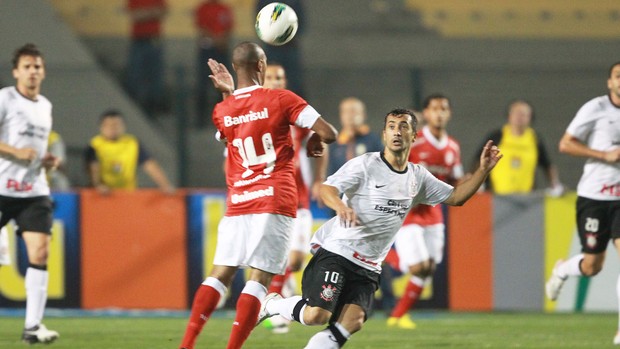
[311,152,454,273]
[0,87,52,197]
[566,95,620,200]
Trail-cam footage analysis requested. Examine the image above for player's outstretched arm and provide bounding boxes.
[559,132,620,163]
[319,184,357,228]
[0,142,37,163]
[310,118,337,144]
[444,140,502,206]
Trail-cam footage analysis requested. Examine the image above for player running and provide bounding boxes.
[386,94,463,329]
[178,42,337,349]
[258,108,502,348]
[0,43,60,344]
[546,61,620,345]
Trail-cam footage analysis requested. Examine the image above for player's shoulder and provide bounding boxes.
[578,95,610,115]
[37,94,52,108]
[446,135,461,150]
[0,86,15,103]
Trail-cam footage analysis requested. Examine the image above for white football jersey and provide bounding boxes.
[312,152,454,273]
[0,87,52,197]
[566,95,620,201]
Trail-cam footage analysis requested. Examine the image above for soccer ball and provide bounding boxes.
[255,2,299,46]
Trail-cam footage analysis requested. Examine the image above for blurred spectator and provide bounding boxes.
[256,0,305,96]
[125,0,168,116]
[327,97,383,176]
[85,109,174,194]
[195,0,234,128]
[47,130,70,190]
[474,99,563,195]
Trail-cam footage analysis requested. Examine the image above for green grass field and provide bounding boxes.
[0,312,616,348]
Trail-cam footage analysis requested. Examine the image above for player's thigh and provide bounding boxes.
[424,224,446,265]
[576,197,611,254]
[247,213,294,274]
[213,214,293,275]
[14,196,53,236]
[335,266,379,323]
[301,248,347,315]
[394,224,429,273]
[289,208,313,253]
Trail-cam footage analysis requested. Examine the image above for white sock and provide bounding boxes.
[266,295,303,321]
[241,280,267,299]
[617,274,620,331]
[557,254,584,278]
[25,267,49,329]
[304,329,340,349]
[203,276,228,297]
[411,275,425,287]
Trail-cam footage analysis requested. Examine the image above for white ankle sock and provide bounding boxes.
[557,254,584,278]
[25,267,49,329]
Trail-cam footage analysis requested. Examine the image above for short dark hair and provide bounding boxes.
[609,61,620,78]
[99,109,124,123]
[422,93,450,110]
[12,43,43,69]
[383,108,418,133]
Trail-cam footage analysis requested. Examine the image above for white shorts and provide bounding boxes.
[289,208,313,253]
[213,213,293,274]
[394,223,445,273]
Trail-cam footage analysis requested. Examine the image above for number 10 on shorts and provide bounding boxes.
[324,271,340,283]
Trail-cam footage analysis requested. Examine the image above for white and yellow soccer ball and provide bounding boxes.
[255,2,299,46]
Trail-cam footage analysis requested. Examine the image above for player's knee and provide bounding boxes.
[303,306,331,325]
[345,314,365,333]
[29,245,49,265]
[580,262,603,276]
[289,259,303,272]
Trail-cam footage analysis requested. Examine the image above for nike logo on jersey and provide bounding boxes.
[375,184,386,188]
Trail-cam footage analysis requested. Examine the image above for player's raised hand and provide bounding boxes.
[13,147,37,164]
[306,133,325,158]
[208,58,234,95]
[479,140,503,172]
[336,206,358,228]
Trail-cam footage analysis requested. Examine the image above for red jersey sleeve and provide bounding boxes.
[277,90,310,126]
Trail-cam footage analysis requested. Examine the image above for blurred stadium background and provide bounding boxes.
[1,0,620,347]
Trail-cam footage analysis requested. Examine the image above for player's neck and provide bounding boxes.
[509,124,526,136]
[609,92,620,108]
[236,75,261,90]
[15,84,39,101]
[427,125,445,139]
[383,149,409,172]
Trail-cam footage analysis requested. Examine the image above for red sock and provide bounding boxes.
[268,267,291,294]
[180,285,221,349]
[390,279,424,318]
[225,293,262,349]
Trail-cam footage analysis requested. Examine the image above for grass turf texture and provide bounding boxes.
[0,312,616,348]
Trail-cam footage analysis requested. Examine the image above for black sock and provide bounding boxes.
[291,298,308,323]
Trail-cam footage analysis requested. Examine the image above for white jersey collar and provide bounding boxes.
[233,85,262,95]
[422,126,448,149]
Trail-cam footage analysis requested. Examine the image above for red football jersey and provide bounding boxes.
[213,85,319,217]
[292,126,311,209]
[404,126,463,226]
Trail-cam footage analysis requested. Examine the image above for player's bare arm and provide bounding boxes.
[444,140,502,206]
[319,184,357,228]
[208,58,234,98]
[142,159,175,194]
[559,132,620,163]
[0,142,37,163]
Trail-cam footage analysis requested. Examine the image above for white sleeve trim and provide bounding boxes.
[295,105,321,129]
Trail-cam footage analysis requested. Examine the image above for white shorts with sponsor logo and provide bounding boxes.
[394,223,445,273]
[213,213,294,274]
[289,208,313,253]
